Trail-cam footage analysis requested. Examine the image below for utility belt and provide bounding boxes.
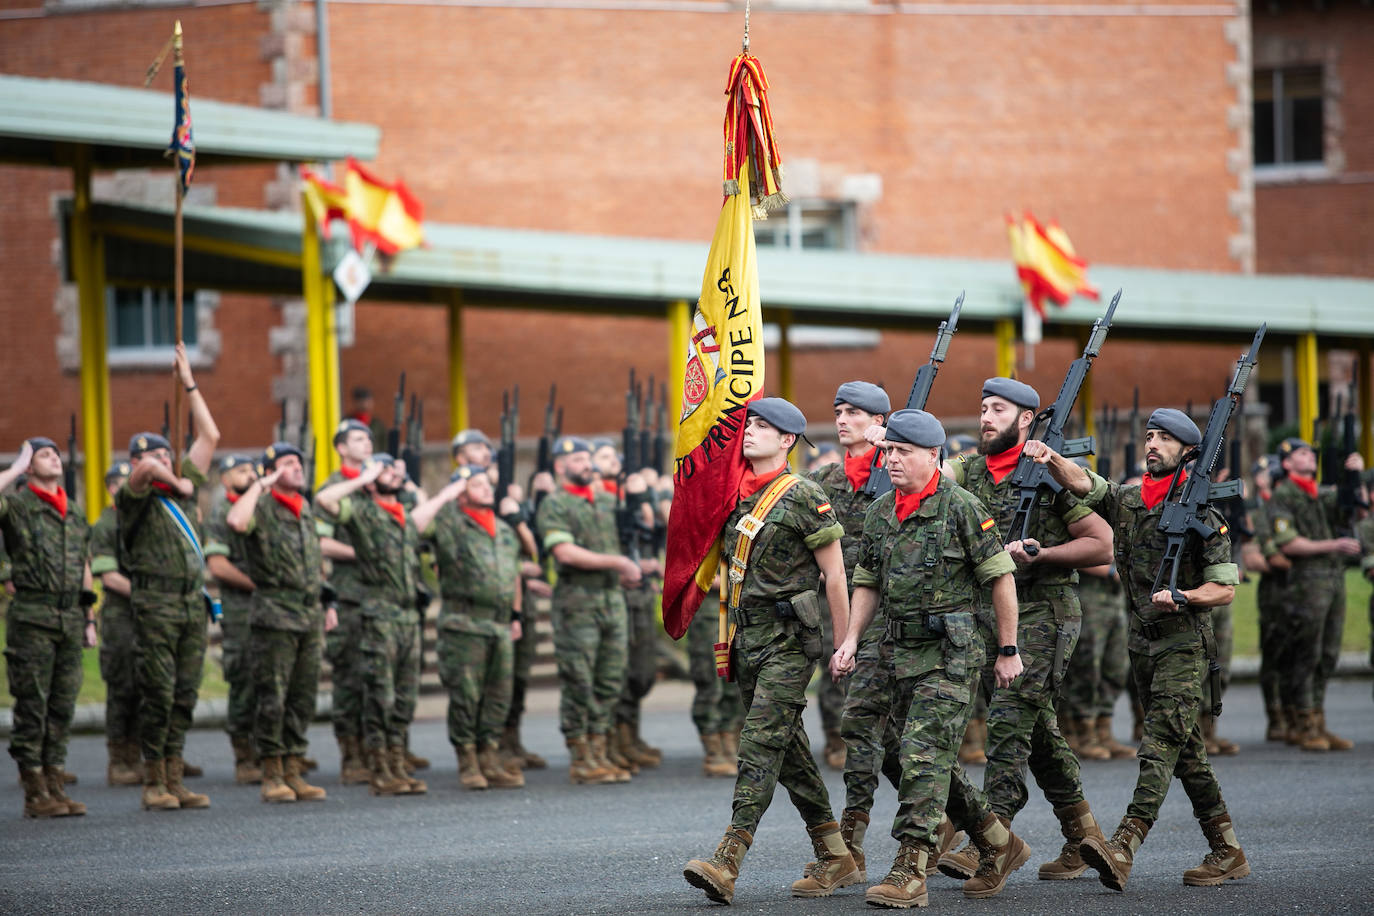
[729,589,824,661]
[256,586,315,605]
[131,572,201,595]
[441,596,505,624]
[1137,613,1198,641]
[1137,611,1224,717]
[886,613,950,641]
[13,589,79,609]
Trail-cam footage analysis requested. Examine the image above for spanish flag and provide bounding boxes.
[301,158,425,256]
[661,52,778,641]
[1007,212,1099,319]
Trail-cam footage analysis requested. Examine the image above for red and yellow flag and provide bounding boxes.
[1007,212,1099,318]
[302,158,425,256]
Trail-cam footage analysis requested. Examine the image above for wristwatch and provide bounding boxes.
[999,645,1019,657]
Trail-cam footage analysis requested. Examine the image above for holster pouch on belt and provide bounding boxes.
[1051,617,1080,691]
[1202,624,1223,717]
[783,590,824,661]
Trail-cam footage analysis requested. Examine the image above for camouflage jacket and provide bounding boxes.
[428,503,521,631]
[320,493,419,610]
[723,471,844,611]
[1356,513,1374,578]
[537,486,622,590]
[316,469,366,604]
[205,492,255,613]
[89,505,130,617]
[0,485,90,629]
[1245,495,1281,560]
[806,458,877,581]
[115,456,208,591]
[1268,478,1344,578]
[239,491,324,632]
[1077,569,1123,616]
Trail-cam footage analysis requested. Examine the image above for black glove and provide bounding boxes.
[414,584,434,615]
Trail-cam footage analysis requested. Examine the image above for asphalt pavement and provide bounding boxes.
[1,678,1371,916]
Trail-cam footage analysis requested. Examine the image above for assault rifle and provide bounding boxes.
[535,384,559,480]
[1097,404,1116,482]
[1122,387,1140,481]
[161,401,171,443]
[639,375,655,477]
[387,372,406,459]
[653,380,670,474]
[277,399,289,444]
[862,291,964,498]
[1336,390,1369,532]
[1220,384,1251,543]
[623,369,643,475]
[64,413,77,504]
[496,387,518,503]
[402,394,423,489]
[300,399,315,500]
[1008,290,1120,553]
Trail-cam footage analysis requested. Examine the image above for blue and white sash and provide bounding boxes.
[156,495,205,563]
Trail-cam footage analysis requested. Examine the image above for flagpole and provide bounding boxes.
[171,20,185,467]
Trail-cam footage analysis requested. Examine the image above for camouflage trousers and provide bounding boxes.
[5,614,83,770]
[812,594,845,734]
[730,620,834,835]
[438,623,514,747]
[324,600,364,740]
[839,617,902,815]
[1278,572,1345,711]
[98,599,141,745]
[1256,574,1286,710]
[550,584,627,739]
[1126,634,1228,825]
[614,582,660,730]
[359,603,421,751]
[220,593,256,743]
[134,589,207,761]
[1201,603,1233,714]
[1061,586,1129,719]
[686,604,743,737]
[252,624,323,759]
[504,579,543,730]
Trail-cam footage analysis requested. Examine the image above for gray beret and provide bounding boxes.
[450,465,481,482]
[885,409,946,448]
[27,437,59,454]
[219,454,255,472]
[1146,408,1201,446]
[591,437,618,453]
[834,381,891,416]
[554,436,592,457]
[105,460,132,482]
[1277,437,1313,459]
[129,432,171,456]
[945,433,977,456]
[747,397,807,435]
[1252,453,1280,476]
[982,377,1040,410]
[450,429,492,451]
[333,419,371,446]
[371,452,397,467]
[262,441,304,469]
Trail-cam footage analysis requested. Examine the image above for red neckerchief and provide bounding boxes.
[27,483,67,518]
[339,465,361,481]
[1141,470,1187,510]
[375,496,406,527]
[225,490,240,505]
[272,488,304,519]
[739,464,787,501]
[463,506,498,537]
[1261,491,1271,502]
[1290,475,1318,499]
[894,471,941,522]
[843,446,879,493]
[351,411,373,425]
[563,483,596,504]
[601,479,620,496]
[985,442,1024,485]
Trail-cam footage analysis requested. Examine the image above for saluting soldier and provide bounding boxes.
[90,460,143,787]
[683,398,855,905]
[226,442,328,804]
[120,344,220,812]
[1,438,95,818]
[1024,408,1249,892]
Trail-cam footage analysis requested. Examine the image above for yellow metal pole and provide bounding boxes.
[302,198,332,488]
[91,232,113,508]
[995,318,1016,379]
[447,291,469,435]
[1297,332,1318,445]
[1359,340,1372,464]
[667,299,690,460]
[322,273,342,469]
[71,147,106,522]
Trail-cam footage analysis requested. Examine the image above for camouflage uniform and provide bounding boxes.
[321,493,421,754]
[1062,571,1127,720]
[852,475,1015,846]
[614,578,660,733]
[1082,471,1238,825]
[947,453,1092,821]
[316,470,366,743]
[238,493,324,759]
[117,458,210,762]
[429,504,521,747]
[1267,479,1346,713]
[91,505,140,748]
[722,470,844,834]
[687,598,744,738]
[1,486,89,770]
[536,487,628,740]
[1249,496,1287,712]
[1358,514,1374,698]
[204,495,257,750]
[505,576,542,733]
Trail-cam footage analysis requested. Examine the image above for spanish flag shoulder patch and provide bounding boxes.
[980,517,996,532]
[817,502,832,515]
[1219,524,1229,536]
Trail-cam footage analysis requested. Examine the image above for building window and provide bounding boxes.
[108,286,198,356]
[754,200,856,251]
[1253,66,1324,167]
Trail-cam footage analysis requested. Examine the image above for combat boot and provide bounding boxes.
[1038,801,1104,880]
[605,728,639,775]
[232,735,263,784]
[284,755,327,801]
[565,736,616,785]
[1074,718,1111,760]
[140,760,180,811]
[478,741,524,789]
[791,820,858,897]
[1283,706,1303,745]
[301,756,319,772]
[935,813,965,863]
[823,730,846,770]
[618,721,660,768]
[367,747,410,796]
[403,744,430,773]
[107,740,141,786]
[122,739,146,785]
[339,736,371,786]
[504,723,547,770]
[1201,715,1239,756]
[589,733,631,783]
[936,836,980,881]
[456,744,488,790]
[1318,710,1353,751]
[389,746,427,794]
[803,809,869,885]
[1296,709,1331,752]
[1264,705,1287,742]
[962,814,1031,898]
[44,765,86,816]
[1094,716,1135,759]
[700,733,737,778]
[1183,814,1250,886]
[631,722,663,767]
[721,728,740,760]
[180,759,203,778]
[20,766,67,818]
[1080,815,1150,891]
[683,827,752,905]
[958,717,986,765]
[865,842,933,909]
[259,756,297,803]
[165,757,210,809]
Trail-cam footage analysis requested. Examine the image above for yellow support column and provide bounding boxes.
[92,235,112,479]
[72,147,110,521]
[995,318,1016,379]
[1297,333,1318,445]
[448,292,469,435]
[302,200,333,487]
[1359,340,1373,464]
[666,299,690,463]
[322,275,342,460]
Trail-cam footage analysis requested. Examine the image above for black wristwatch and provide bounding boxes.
[999,645,1019,657]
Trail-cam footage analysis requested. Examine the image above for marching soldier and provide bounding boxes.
[226,442,329,803]
[1,438,95,818]
[1059,563,1134,760]
[1246,455,1293,741]
[120,344,220,811]
[205,454,261,784]
[683,398,856,904]
[1024,409,1249,892]
[91,460,143,787]
[451,429,494,471]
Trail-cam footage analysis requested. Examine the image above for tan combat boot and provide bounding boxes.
[962,814,1031,898]
[43,765,86,816]
[936,836,980,881]
[618,721,660,768]
[1264,705,1287,742]
[404,748,430,772]
[478,741,524,788]
[958,717,987,765]
[284,755,327,801]
[339,736,371,786]
[1095,716,1137,759]
[865,842,933,909]
[20,766,67,818]
[631,722,663,767]
[566,736,617,786]
[721,728,741,760]
[389,746,427,794]
[140,760,180,811]
[935,812,965,864]
[1038,800,1104,880]
[700,733,737,779]
[180,759,204,778]
[1297,709,1331,752]
[823,730,846,770]
[456,744,488,790]
[1074,718,1111,761]
[107,741,141,786]
[588,733,631,783]
[1318,710,1353,751]
[504,723,547,770]
[803,809,869,885]
[683,827,752,905]
[165,757,210,809]
[232,735,263,785]
[121,739,146,786]
[605,728,639,776]
[260,756,297,803]
[791,820,858,897]
[1183,814,1250,886]
[368,746,410,796]
[1283,706,1302,746]
[1080,815,1150,891]
[300,756,319,772]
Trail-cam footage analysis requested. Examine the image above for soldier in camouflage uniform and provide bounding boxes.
[841,410,1029,908]
[205,455,261,784]
[1268,436,1364,751]
[227,442,328,803]
[1026,408,1249,892]
[120,345,220,811]
[938,379,1114,886]
[1060,565,1134,759]
[683,399,857,904]
[1358,509,1374,702]
[1,438,95,818]
[1245,455,1292,740]
[686,586,744,777]
[425,465,524,790]
[91,460,143,787]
